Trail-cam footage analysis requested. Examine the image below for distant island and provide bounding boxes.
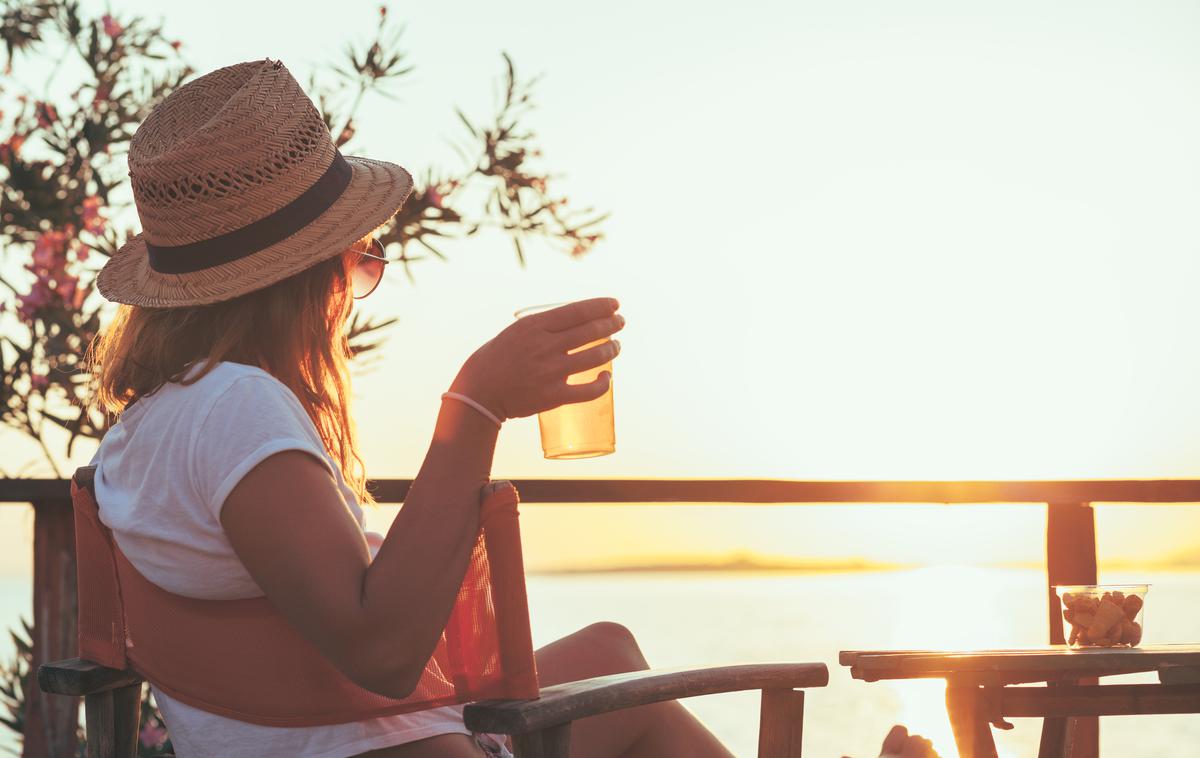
[1099,553,1200,572]
[528,549,1200,576]
[529,552,906,575]
[996,550,1200,572]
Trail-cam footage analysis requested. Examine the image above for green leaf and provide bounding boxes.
[416,237,447,261]
[455,108,477,137]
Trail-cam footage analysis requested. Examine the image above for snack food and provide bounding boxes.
[1058,586,1147,648]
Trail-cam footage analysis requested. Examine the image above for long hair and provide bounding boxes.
[87,247,375,507]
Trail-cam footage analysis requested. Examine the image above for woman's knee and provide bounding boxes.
[534,621,651,687]
[577,621,648,673]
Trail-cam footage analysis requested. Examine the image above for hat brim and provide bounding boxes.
[96,156,414,308]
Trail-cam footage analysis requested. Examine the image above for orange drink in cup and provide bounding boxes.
[514,303,616,459]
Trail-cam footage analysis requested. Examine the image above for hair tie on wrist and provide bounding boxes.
[442,391,504,429]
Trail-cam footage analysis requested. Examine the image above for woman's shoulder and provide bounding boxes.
[176,362,339,515]
[121,360,313,446]
[147,360,297,416]
[184,360,290,395]
[182,361,314,432]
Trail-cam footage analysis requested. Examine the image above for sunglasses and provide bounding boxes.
[350,238,388,299]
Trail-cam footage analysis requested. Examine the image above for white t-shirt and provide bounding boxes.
[89,360,487,758]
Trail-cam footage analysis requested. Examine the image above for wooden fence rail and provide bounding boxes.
[6,477,1200,758]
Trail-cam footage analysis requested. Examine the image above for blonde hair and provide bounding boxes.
[87,247,376,507]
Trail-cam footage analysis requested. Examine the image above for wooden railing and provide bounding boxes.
[8,477,1200,758]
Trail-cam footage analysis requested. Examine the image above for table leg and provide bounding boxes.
[1037,714,1067,758]
[946,683,998,758]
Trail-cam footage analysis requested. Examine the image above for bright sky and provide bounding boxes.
[4,0,1200,573]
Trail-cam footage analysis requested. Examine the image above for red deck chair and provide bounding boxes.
[38,465,827,757]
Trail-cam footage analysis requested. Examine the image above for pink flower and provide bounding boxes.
[31,245,54,269]
[425,188,443,209]
[170,40,182,51]
[32,230,70,267]
[101,15,123,39]
[30,373,48,392]
[17,285,49,321]
[379,5,388,17]
[32,231,66,269]
[139,722,168,748]
[29,284,50,309]
[57,275,77,303]
[81,196,105,234]
[17,228,94,317]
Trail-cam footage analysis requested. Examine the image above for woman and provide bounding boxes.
[87,59,937,758]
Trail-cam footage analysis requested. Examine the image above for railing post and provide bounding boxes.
[24,498,79,758]
[1044,502,1098,758]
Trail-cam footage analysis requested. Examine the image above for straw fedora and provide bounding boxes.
[96,58,414,307]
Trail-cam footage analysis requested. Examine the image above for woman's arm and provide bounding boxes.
[220,298,623,698]
[356,395,500,694]
[219,400,497,698]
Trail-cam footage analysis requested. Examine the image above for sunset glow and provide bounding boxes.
[2,0,1200,576]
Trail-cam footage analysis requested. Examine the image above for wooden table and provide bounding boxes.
[840,645,1200,758]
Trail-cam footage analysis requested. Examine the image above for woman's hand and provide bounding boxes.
[449,297,625,421]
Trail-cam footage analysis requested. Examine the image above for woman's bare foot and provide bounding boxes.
[877,724,940,757]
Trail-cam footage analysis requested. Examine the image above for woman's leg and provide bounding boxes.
[352,624,938,758]
[532,621,735,758]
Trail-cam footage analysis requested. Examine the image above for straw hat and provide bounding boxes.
[96,58,414,307]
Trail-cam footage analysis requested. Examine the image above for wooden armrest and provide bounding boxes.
[463,662,828,734]
[38,657,143,696]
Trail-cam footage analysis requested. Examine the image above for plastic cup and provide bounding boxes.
[514,302,616,459]
[1054,584,1149,648]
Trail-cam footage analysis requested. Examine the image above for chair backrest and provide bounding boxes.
[69,464,540,727]
[72,465,129,671]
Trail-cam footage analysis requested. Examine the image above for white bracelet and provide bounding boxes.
[441,391,504,429]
